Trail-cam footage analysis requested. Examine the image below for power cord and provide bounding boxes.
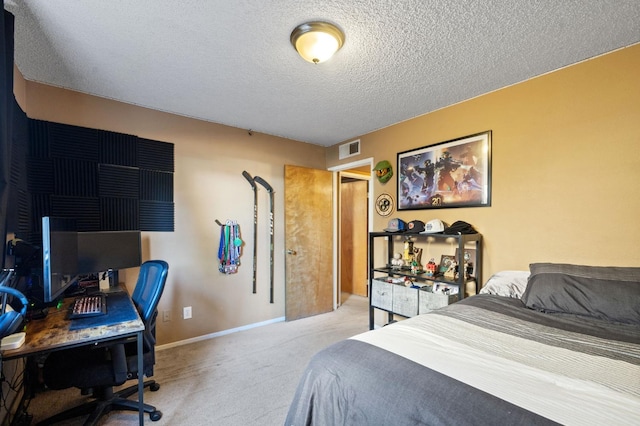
[1,356,33,426]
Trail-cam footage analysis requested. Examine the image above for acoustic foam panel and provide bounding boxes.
[54,158,98,197]
[100,197,139,231]
[140,201,174,232]
[99,130,137,167]
[98,164,139,199]
[25,119,174,233]
[138,138,174,172]
[49,122,98,162]
[50,196,101,232]
[140,170,173,202]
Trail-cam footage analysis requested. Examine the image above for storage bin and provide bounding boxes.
[418,289,458,314]
[392,284,419,317]
[371,279,394,311]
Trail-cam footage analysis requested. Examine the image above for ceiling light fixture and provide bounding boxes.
[290,21,345,64]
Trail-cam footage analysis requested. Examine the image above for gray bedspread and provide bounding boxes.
[285,295,640,426]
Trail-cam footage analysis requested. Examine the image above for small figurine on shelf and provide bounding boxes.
[425,258,437,277]
[390,252,404,269]
[444,259,457,279]
[466,262,474,279]
[410,259,423,274]
[413,247,423,264]
[403,237,414,264]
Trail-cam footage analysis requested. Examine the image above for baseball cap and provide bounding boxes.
[384,218,406,233]
[420,219,445,234]
[443,220,477,235]
[406,220,425,233]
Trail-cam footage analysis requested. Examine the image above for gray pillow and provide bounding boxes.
[521,263,640,324]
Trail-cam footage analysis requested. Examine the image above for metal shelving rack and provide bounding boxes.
[368,231,483,329]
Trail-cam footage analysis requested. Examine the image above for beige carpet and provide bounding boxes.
[27,295,370,425]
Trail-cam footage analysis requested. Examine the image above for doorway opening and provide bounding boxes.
[329,158,374,308]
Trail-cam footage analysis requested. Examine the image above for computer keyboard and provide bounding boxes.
[69,293,107,319]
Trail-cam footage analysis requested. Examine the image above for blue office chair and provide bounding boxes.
[40,260,169,425]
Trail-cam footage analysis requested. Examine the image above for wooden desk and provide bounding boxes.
[1,289,146,424]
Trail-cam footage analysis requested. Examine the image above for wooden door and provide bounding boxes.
[340,179,368,297]
[284,165,333,321]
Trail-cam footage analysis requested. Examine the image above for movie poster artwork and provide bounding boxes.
[397,131,491,210]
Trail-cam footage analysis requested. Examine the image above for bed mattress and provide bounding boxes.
[285,295,640,425]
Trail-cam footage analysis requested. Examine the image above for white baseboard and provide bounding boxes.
[156,316,286,351]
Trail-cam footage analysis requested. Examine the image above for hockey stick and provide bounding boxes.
[253,176,274,304]
[242,171,258,294]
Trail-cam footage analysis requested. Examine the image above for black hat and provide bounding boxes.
[443,221,477,235]
[406,220,425,233]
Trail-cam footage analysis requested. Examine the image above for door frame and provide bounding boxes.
[328,158,374,309]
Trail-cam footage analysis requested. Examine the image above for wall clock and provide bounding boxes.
[375,193,394,217]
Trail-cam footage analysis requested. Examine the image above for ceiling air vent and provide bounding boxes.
[338,139,360,160]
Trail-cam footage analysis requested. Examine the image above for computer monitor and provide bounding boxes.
[41,217,78,303]
[77,231,142,275]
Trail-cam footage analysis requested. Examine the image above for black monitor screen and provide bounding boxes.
[42,217,78,303]
[77,231,142,274]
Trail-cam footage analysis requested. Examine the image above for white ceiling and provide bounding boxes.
[5,1,640,147]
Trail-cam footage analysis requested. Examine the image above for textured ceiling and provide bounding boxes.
[4,1,640,147]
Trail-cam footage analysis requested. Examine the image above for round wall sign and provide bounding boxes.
[375,193,394,217]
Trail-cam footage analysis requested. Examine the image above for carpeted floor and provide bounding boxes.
[26,294,369,425]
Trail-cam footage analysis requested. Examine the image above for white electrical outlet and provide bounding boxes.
[183,306,192,319]
[162,310,171,322]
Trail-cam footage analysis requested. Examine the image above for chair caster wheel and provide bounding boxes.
[150,383,160,391]
[150,410,162,421]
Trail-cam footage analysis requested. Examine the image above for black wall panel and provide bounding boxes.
[8,105,29,240]
[99,130,137,166]
[14,188,30,239]
[138,138,174,172]
[54,158,98,197]
[30,194,50,230]
[140,201,174,232]
[101,197,139,231]
[9,104,27,189]
[27,157,53,194]
[141,170,173,202]
[28,119,50,158]
[98,164,139,198]
[49,122,99,161]
[51,196,101,232]
[20,119,174,234]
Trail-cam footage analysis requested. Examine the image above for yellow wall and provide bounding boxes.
[15,78,325,345]
[327,44,640,275]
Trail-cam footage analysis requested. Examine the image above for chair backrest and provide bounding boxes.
[131,260,169,324]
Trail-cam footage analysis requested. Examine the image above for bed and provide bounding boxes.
[285,263,640,425]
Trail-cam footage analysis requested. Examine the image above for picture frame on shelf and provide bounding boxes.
[438,255,457,278]
[397,131,492,210]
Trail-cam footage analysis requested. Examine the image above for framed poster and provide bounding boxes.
[397,131,491,210]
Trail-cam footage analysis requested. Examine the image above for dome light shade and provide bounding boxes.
[290,21,344,64]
